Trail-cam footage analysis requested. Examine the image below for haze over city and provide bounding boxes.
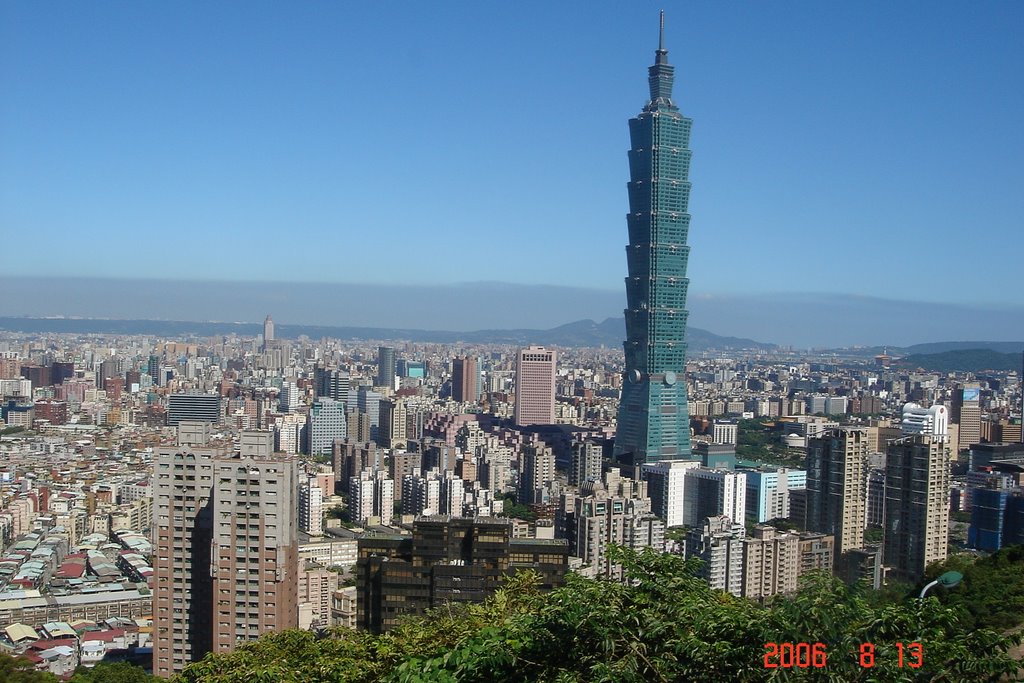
[2,2,1023,347]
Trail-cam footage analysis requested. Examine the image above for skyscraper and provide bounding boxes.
[263,314,274,349]
[451,356,479,403]
[514,346,556,427]
[883,404,952,580]
[615,13,694,464]
[805,428,869,560]
[377,346,396,390]
[153,426,298,677]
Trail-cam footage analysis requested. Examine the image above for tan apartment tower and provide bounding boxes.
[514,346,556,427]
[153,425,298,678]
[805,427,870,561]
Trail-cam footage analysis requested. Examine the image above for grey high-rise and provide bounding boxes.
[377,346,396,389]
[614,12,694,464]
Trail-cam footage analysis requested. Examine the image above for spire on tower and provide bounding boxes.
[659,9,665,51]
[647,11,675,108]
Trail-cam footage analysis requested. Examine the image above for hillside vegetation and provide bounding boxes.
[898,348,1021,373]
[175,547,1022,682]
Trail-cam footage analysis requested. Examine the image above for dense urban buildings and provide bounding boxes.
[614,18,694,464]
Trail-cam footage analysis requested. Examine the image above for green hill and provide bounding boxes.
[898,348,1021,373]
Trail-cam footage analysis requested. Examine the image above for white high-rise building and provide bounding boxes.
[349,470,394,526]
[640,459,701,527]
[279,380,301,413]
[683,468,747,526]
[299,479,324,536]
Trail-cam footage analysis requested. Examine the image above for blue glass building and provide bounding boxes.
[614,14,694,464]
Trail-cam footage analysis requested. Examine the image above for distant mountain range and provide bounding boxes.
[0,316,774,352]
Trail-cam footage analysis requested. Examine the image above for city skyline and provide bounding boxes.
[3,3,1023,313]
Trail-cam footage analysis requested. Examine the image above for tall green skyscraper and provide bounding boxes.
[614,13,693,464]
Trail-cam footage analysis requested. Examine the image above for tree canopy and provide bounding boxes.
[178,546,1023,682]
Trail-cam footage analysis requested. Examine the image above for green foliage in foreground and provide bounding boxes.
[927,544,1024,632]
[177,547,1023,682]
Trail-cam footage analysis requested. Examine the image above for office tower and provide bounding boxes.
[614,14,694,464]
[968,470,1024,551]
[263,315,274,348]
[167,393,221,426]
[805,427,870,559]
[349,469,394,526]
[147,354,160,382]
[684,468,746,526]
[299,479,324,536]
[357,386,383,442]
[712,419,738,445]
[684,516,745,596]
[308,398,347,456]
[279,380,300,413]
[356,517,568,633]
[951,385,981,452]
[745,468,806,524]
[570,440,604,487]
[51,361,75,385]
[742,525,800,600]
[884,413,951,580]
[514,346,556,427]
[398,360,426,379]
[154,427,298,677]
[314,366,350,404]
[519,441,556,505]
[379,397,408,449]
[639,459,700,527]
[125,370,141,393]
[451,357,479,403]
[377,346,396,389]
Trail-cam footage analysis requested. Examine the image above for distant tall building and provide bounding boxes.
[514,346,556,427]
[640,459,701,527]
[614,14,694,465]
[377,346,396,390]
[167,393,221,426]
[147,354,160,382]
[451,357,479,403]
[570,440,604,487]
[951,385,981,452]
[314,367,350,404]
[684,468,746,526]
[308,398,347,456]
[153,427,298,678]
[263,315,275,349]
[884,407,951,580]
[519,441,556,505]
[299,478,324,537]
[805,427,870,560]
[349,469,394,526]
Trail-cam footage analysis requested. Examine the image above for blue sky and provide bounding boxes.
[2,2,1023,343]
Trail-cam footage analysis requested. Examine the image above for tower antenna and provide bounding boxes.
[659,10,665,51]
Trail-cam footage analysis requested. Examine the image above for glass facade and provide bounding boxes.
[615,24,693,463]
